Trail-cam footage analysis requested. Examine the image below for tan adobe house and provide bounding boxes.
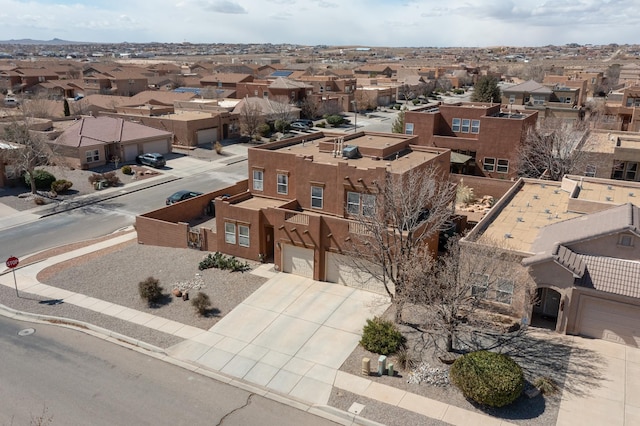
[404,103,538,178]
[598,86,640,132]
[618,63,640,87]
[502,79,585,122]
[465,175,640,346]
[236,77,313,103]
[0,68,60,93]
[51,115,172,168]
[136,131,451,293]
[581,130,640,182]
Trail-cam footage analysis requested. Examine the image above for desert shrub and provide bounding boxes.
[316,121,326,128]
[534,376,559,395]
[34,196,46,205]
[450,351,524,407]
[214,141,223,154]
[192,292,212,316]
[360,316,406,356]
[121,165,132,175]
[51,179,73,193]
[88,173,103,184]
[412,99,420,105]
[102,171,121,186]
[394,347,418,370]
[199,252,250,272]
[24,169,57,190]
[325,114,345,127]
[138,276,163,305]
[257,123,271,137]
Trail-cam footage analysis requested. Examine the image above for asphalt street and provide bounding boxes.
[0,315,337,426]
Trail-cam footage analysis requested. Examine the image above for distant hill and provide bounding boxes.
[0,38,89,45]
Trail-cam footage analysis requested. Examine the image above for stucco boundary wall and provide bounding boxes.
[135,180,248,249]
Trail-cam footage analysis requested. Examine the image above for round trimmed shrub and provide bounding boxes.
[121,165,132,175]
[360,316,406,356]
[450,351,524,407]
[51,179,73,193]
[24,169,57,190]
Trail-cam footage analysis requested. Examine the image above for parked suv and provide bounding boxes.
[136,153,166,168]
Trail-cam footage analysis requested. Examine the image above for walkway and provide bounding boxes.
[1,232,638,425]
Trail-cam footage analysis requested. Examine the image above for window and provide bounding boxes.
[619,234,634,247]
[471,119,480,134]
[362,194,376,217]
[238,225,250,247]
[263,91,269,98]
[585,164,597,177]
[626,98,640,107]
[254,90,258,96]
[495,279,514,304]
[346,192,376,216]
[483,157,496,172]
[86,149,99,163]
[405,123,414,135]
[532,96,545,105]
[253,169,263,191]
[225,222,236,244]
[461,119,470,133]
[452,118,461,132]
[625,162,638,181]
[471,274,489,298]
[277,173,288,194]
[497,159,509,173]
[347,191,360,214]
[311,185,323,209]
[509,94,516,104]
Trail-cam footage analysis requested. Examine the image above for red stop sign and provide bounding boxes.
[5,256,19,269]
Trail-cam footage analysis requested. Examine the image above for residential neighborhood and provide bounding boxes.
[2,40,640,426]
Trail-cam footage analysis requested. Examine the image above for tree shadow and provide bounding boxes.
[201,307,221,318]
[147,293,173,309]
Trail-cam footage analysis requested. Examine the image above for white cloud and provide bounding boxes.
[0,0,639,46]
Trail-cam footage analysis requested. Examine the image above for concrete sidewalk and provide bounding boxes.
[1,232,636,425]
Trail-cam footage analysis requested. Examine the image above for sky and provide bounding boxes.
[1,0,640,47]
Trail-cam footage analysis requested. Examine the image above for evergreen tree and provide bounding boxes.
[391,107,406,133]
[63,99,70,117]
[471,76,501,103]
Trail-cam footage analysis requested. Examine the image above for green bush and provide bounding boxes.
[316,121,326,128]
[199,252,250,272]
[51,179,73,193]
[192,292,212,316]
[360,316,406,356]
[257,123,271,137]
[450,351,524,407]
[24,169,57,190]
[325,114,345,127]
[121,165,132,175]
[138,276,163,305]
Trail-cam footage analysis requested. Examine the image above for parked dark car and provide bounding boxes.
[166,190,204,205]
[136,153,166,168]
[294,119,314,128]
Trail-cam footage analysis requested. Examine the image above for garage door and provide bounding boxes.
[577,296,640,346]
[326,253,387,295]
[143,138,169,154]
[282,245,314,278]
[197,128,218,145]
[123,144,138,162]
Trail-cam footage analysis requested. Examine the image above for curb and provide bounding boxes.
[0,303,381,426]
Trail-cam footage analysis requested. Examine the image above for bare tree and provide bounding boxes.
[269,96,296,131]
[346,165,457,324]
[2,115,60,194]
[418,237,533,353]
[299,96,321,120]
[517,118,590,181]
[238,97,264,141]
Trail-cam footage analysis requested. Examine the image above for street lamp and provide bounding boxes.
[351,100,357,133]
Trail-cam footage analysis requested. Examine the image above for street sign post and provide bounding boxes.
[5,256,19,297]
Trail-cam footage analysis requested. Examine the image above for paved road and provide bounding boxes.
[0,315,337,426]
[0,160,248,260]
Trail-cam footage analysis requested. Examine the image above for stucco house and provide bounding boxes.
[136,131,451,294]
[51,116,173,169]
[465,175,640,346]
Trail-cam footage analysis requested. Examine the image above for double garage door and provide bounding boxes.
[577,296,640,346]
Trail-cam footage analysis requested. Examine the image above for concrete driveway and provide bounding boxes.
[167,272,390,405]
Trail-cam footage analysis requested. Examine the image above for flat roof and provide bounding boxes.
[474,176,640,253]
[272,133,444,173]
[478,181,581,252]
[232,196,287,211]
